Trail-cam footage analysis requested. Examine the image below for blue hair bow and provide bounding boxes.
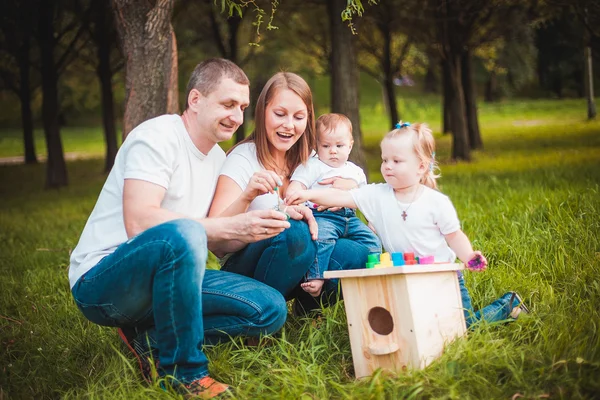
[395,122,411,129]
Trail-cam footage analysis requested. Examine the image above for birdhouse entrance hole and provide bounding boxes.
[368,306,394,335]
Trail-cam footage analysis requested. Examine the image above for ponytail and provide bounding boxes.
[384,121,440,189]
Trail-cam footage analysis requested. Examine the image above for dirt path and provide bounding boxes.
[0,152,101,166]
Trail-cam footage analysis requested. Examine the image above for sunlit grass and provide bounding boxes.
[1,97,599,398]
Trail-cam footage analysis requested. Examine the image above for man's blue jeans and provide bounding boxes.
[71,219,287,384]
[308,208,381,279]
[458,273,520,328]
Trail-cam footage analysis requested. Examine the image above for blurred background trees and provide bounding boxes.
[0,0,598,188]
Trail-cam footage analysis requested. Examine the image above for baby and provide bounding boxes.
[287,113,381,296]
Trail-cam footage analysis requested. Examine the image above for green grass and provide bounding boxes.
[1,96,600,399]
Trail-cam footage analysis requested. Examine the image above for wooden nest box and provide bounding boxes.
[324,263,466,378]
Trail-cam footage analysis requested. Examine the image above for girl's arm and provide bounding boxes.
[444,229,487,270]
[286,188,357,209]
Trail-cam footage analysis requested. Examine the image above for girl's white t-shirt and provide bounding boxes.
[350,183,460,262]
[219,142,281,211]
[68,114,225,288]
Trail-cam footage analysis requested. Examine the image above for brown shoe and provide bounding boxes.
[183,376,230,399]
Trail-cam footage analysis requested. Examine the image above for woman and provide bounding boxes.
[208,72,368,309]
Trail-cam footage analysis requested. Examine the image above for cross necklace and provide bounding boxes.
[397,185,421,221]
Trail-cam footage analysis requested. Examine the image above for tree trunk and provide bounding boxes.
[442,59,452,134]
[585,46,597,120]
[447,54,470,161]
[484,70,498,102]
[112,0,177,138]
[328,0,367,176]
[381,25,399,128]
[38,0,68,188]
[18,17,37,164]
[92,0,118,172]
[424,61,438,94]
[461,50,483,150]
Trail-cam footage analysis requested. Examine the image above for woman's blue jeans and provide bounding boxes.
[222,219,370,311]
[458,273,520,328]
[71,219,287,384]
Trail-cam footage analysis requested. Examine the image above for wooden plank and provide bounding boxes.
[324,263,464,279]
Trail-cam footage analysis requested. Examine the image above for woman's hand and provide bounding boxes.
[285,204,318,240]
[241,170,283,203]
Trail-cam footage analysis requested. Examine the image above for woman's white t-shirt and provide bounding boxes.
[219,142,281,211]
[350,183,460,262]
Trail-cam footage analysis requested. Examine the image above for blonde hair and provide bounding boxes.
[316,113,353,142]
[231,72,315,177]
[381,121,440,189]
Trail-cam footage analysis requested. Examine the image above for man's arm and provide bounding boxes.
[123,179,291,257]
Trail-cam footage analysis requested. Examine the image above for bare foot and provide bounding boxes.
[301,279,324,297]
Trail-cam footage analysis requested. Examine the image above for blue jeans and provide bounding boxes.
[222,219,317,298]
[307,208,381,279]
[222,219,370,312]
[71,219,287,384]
[458,273,520,328]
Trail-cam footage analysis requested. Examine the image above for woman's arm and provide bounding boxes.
[208,171,283,218]
[286,188,357,209]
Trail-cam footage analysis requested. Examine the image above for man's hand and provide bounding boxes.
[285,204,318,240]
[231,209,290,242]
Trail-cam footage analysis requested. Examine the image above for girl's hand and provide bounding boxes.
[318,176,358,191]
[466,251,487,271]
[242,170,283,203]
[285,204,318,240]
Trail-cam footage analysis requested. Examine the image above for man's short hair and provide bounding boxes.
[185,58,249,109]
[316,113,353,140]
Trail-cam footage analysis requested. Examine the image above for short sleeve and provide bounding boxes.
[219,149,255,191]
[123,129,177,189]
[290,158,320,188]
[350,184,384,223]
[356,167,367,187]
[435,194,461,235]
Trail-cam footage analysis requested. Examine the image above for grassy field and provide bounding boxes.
[1,95,600,399]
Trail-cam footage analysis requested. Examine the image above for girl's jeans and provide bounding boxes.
[71,219,287,384]
[307,208,381,279]
[458,272,520,328]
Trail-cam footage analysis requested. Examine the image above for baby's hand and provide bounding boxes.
[466,251,487,271]
[285,190,309,206]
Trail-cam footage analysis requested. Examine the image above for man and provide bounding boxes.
[69,59,302,398]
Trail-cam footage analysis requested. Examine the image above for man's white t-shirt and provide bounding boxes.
[290,157,367,190]
[68,114,226,288]
[351,184,460,262]
[219,142,281,211]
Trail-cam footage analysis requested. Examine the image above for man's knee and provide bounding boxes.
[258,287,288,333]
[158,219,208,270]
